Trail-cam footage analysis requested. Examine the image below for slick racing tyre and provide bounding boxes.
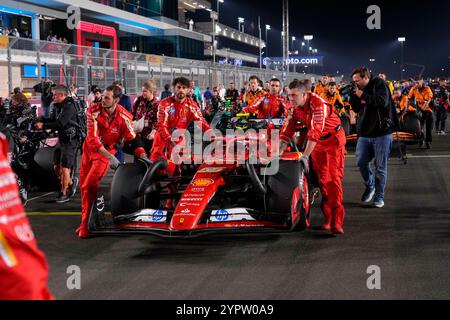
[402,111,421,138]
[111,161,148,218]
[340,115,351,137]
[31,148,59,191]
[266,160,311,230]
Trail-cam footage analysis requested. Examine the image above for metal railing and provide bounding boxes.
[0,36,319,98]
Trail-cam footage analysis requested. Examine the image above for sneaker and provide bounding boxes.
[441,131,447,136]
[419,140,424,148]
[68,178,79,198]
[373,198,384,208]
[426,142,432,149]
[56,192,70,204]
[361,187,375,203]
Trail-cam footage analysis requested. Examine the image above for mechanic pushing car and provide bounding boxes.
[242,78,287,118]
[77,85,150,239]
[149,77,211,176]
[279,79,347,234]
[408,76,434,149]
[0,133,53,299]
[35,85,80,204]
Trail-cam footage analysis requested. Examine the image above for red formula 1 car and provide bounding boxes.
[88,118,313,238]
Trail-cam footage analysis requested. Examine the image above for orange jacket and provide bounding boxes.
[244,88,266,107]
[408,85,434,112]
[314,83,327,96]
[394,95,415,112]
[322,91,345,115]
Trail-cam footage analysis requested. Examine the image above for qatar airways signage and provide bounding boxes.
[262,56,323,67]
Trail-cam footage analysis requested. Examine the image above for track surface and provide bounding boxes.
[27,129,450,300]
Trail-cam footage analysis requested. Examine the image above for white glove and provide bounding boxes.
[109,156,121,170]
[134,116,145,133]
[299,155,309,174]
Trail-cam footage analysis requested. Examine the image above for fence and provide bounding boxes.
[0,36,320,98]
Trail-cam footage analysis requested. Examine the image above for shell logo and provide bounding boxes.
[192,178,214,187]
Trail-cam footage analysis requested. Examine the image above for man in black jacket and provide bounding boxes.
[35,85,79,203]
[350,67,397,208]
[434,78,449,135]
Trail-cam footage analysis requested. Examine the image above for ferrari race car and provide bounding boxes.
[88,118,314,238]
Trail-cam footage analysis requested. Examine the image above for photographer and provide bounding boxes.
[350,67,398,208]
[34,85,79,204]
[33,80,54,119]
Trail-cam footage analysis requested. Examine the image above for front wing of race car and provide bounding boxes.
[88,205,294,238]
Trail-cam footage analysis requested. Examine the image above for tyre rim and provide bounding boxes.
[290,173,311,228]
[302,174,311,227]
[291,187,301,225]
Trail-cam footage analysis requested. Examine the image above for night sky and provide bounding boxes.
[217,0,450,80]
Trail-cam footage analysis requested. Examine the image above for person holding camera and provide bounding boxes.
[33,80,54,119]
[35,85,80,204]
[350,67,398,208]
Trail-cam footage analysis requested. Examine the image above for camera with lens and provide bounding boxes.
[339,81,357,97]
[33,80,55,96]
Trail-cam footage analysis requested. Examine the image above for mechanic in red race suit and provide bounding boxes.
[149,77,211,175]
[279,79,347,234]
[77,85,149,239]
[0,133,53,299]
[242,78,287,119]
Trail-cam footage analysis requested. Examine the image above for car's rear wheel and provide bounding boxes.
[340,115,351,136]
[31,147,59,191]
[402,111,421,138]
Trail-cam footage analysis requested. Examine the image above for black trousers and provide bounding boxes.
[420,110,434,143]
[435,106,447,132]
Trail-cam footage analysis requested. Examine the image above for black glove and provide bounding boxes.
[300,155,309,174]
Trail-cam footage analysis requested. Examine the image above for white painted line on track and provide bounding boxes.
[407,155,450,158]
[27,192,55,202]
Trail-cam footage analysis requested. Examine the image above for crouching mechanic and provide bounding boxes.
[242,78,286,118]
[77,85,149,239]
[279,80,347,234]
[35,85,80,203]
[0,133,53,299]
[150,77,211,173]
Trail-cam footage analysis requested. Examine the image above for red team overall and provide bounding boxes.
[0,133,53,299]
[242,78,286,119]
[280,80,347,234]
[150,77,211,175]
[77,85,147,238]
